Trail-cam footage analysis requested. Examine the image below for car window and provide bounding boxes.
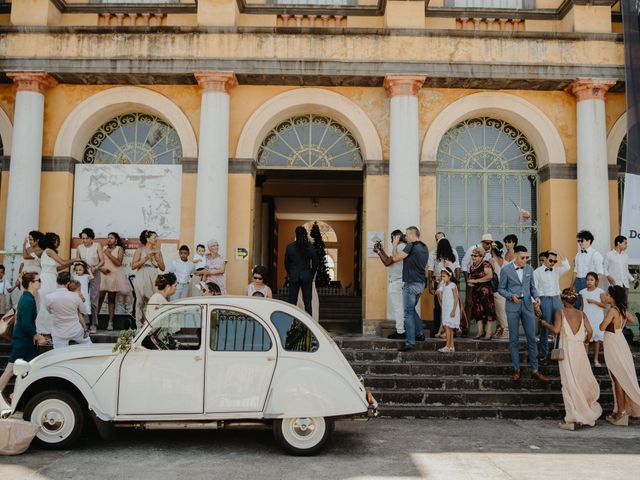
[142,305,202,351]
[210,309,272,352]
[270,311,319,353]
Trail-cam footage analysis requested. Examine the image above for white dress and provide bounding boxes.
[35,250,59,334]
[72,273,91,314]
[440,282,460,329]
[580,287,605,342]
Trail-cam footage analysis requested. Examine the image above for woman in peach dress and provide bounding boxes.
[540,288,602,430]
[600,285,640,426]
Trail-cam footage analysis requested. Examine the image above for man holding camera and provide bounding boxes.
[376,226,429,351]
[373,230,407,339]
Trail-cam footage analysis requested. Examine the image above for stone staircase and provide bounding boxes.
[274,295,362,334]
[336,336,640,419]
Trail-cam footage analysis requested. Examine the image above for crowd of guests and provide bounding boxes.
[374,226,640,429]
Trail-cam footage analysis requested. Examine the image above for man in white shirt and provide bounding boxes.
[604,235,634,299]
[169,245,196,301]
[373,230,406,339]
[533,250,570,362]
[47,272,91,350]
[571,230,604,309]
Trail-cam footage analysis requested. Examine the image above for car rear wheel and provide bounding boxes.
[273,417,333,456]
[24,390,85,450]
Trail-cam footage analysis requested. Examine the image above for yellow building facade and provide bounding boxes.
[0,0,630,333]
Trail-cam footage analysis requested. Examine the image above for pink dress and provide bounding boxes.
[100,245,131,294]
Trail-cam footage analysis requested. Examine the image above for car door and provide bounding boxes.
[118,304,205,415]
[205,306,277,414]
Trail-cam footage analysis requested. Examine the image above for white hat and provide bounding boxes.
[481,233,494,242]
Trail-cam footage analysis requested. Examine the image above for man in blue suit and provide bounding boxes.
[498,245,549,383]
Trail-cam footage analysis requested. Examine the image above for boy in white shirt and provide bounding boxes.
[169,245,196,301]
[571,230,604,309]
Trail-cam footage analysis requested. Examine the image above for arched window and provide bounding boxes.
[617,135,627,227]
[83,112,183,164]
[257,114,363,169]
[302,221,338,243]
[436,117,538,257]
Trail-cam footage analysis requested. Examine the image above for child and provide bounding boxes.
[0,265,17,314]
[201,281,221,296]
[72,262,92,326]
[251,291,265,297]
[579,271,607,366]
[168,245,196,301]
[67,279,89,334]
[437,267,460,353]
[193,244,206,273]
[247,266,272,298]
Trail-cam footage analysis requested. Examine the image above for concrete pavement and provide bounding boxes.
[0,418,639,480]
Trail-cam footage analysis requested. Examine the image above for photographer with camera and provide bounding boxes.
[376,226,429,351]
[373,230,406,339]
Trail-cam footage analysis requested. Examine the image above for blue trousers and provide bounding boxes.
[574,277,587,309]
[403,282,425,347]
[538,296,562,357]
[507,303,539,371]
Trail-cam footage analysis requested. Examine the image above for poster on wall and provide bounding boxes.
[72,164,182,240]
[622,0,640,264]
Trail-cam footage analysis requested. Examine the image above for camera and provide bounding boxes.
[373,240,383,251]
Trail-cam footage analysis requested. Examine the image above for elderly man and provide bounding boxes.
[46,272,91,349]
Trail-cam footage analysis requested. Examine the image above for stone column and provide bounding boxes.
[193,71,237,255]
[384,74,426,234]
[4,71,57,254]
[566,78,616,253]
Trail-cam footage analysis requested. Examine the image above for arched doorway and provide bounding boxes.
[436,116,539,258]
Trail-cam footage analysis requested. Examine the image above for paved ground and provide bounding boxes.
[1,418,639,480]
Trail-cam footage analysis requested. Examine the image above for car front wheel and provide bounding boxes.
[24,390,85,450]
[273,416,333,456]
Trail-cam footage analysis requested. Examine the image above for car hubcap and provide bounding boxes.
[41,410,65,433]
[292,418,315,437]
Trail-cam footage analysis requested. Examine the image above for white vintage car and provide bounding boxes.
[4,297,377,455]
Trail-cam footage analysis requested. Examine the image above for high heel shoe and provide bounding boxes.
[605,413,629,426]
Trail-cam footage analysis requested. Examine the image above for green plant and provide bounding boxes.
[310,221,331,288]
[112,329,136,354]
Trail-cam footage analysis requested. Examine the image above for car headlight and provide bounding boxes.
[13,359,31,377]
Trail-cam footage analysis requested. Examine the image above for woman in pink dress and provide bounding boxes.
[99,232,131,331]
[600,285,640,426]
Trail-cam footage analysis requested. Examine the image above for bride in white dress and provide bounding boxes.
[35,233,73,335]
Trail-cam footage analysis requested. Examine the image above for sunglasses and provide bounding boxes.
[548,259,557,264]
[471,254,480,257]
[253,276,263,280]
[521,256,530,260]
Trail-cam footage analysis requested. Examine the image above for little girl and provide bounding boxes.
[437,267,460,353]
[580,271,607,366]
[72,262,92,326]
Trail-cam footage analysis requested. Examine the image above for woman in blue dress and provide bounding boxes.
[0,272,46,402]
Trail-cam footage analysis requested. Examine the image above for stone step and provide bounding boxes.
[336,337,640,353]
[350,361,640,377]
[376,405,613,419]
[361,373,613,391]
[370,388,615,406]
[341,348,636,364]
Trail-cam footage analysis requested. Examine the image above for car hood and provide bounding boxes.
[29,344,117,371]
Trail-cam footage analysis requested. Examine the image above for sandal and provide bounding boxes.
[438,346,451,353]
[558,421,575,431]
[482,334,493,341]
[107,322,114,331]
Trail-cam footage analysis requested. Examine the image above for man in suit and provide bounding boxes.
[498,245,549,383]
[285,226,318,315]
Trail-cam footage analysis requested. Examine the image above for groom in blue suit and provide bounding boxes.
[498,245,549,383]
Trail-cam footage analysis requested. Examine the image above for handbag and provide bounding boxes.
[550,332,564,361]
[0,308,16,341]
[0,418,41,455]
